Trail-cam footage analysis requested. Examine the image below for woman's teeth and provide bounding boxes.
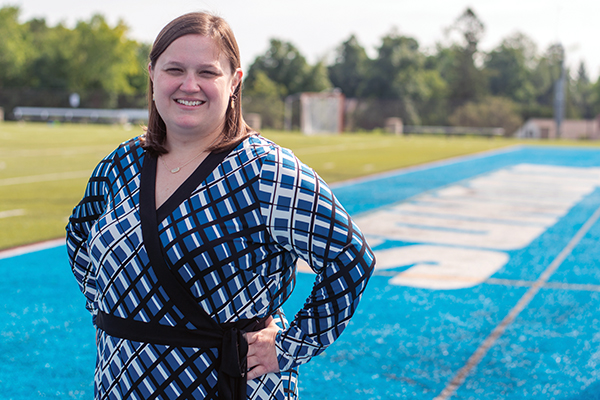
[176,99,203,106]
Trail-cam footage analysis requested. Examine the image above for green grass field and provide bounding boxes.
[1,121,598,250]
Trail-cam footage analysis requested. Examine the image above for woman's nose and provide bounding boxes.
[180,72,200,92]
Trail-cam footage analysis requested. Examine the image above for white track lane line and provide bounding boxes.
[434,203,600,400]
[0,238,65,260]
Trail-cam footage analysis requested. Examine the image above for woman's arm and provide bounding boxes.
[257,145,376,372]
[65,157,112,323]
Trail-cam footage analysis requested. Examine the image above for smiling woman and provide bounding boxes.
[65,11,375,400]
[143,12,249,158]
[149,35,241,158]
[149,33,243,207]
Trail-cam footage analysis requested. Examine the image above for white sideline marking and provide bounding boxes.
[292,141,394,155]
[0,209,25,219]
[0,146,110,158]
[0,238,65,260]
[0,170,90,186]
[434,202,600,400]
[330,145,522,189]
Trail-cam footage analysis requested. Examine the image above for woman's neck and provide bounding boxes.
[164,130,220,156]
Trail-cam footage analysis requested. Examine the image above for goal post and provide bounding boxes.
[298,91,345,135]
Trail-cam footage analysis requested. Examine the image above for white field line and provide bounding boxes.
[292,141,394,155]
[433,202,600,400]
[0,238,65,260]
[0,170,90,186]
[0,146,110,158]
[0,209,26,218]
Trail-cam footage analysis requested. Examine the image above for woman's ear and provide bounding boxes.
[148,63,154,82]
[231,68,243,96]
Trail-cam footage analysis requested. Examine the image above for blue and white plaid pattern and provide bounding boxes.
[66,135,375,399]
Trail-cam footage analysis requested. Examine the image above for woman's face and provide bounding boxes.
[150,34,242,139]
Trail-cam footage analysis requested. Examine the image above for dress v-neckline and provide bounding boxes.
[141,150,231,222]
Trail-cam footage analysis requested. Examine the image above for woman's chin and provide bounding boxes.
[167,120,211,136]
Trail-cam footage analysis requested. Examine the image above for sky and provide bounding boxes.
[4,0,600,80]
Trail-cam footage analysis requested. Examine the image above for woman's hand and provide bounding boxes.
[245,316,281,380]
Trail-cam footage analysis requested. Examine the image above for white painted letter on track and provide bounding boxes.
[374,245,509,290]
[355,164,600,289]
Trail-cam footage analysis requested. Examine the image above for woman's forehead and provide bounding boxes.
[159,34,235,74]
[163,35,220,58]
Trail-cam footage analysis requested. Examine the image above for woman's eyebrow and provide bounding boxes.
[162,60,220,69]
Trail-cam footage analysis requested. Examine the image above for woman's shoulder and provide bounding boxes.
[113,135,146,157]
[236,133,295,161]
[97,135,145,163]
[234,133,318,182]
[240,133,277,150]
[91,135,146,178]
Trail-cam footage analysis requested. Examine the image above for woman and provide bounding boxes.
[66,12,375,400]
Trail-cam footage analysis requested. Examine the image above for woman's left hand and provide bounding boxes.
[245,316,281,380]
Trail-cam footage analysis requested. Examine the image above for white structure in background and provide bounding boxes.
[13,107,148,124]
[285,91,344,135]
[514,116,600,139]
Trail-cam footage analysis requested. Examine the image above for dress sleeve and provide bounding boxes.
[257,146,376,371]
[65,157,112,322]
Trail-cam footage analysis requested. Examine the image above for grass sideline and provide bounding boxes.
[1,121,599,250]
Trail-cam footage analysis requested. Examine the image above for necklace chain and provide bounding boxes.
[160,136,219,174]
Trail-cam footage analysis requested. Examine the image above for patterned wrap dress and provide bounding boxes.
[66,134,376,400]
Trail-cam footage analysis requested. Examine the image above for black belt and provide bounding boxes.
[96,310,268,400]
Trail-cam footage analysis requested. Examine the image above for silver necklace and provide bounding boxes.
[160,136,219,174]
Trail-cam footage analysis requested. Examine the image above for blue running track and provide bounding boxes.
[2,145,600,399]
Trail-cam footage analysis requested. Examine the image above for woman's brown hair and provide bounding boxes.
[143,12,253,156]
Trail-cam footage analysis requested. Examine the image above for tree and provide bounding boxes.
[363,31,421,99]
[0,7,148,112]
[452,8,484,55]
[569,62,595,119]
[530,43,565,117]
[445,8,488,108]
[592,78,600,117]
[485,33,537,105]
[119,41,151,108]
[70,15,140,101]
[23,18,75,89]
[128,42,151,94]
[448,96,523,136]
[360,30,448,125]
[423,45,458,124]
[415,69,449,125]
[328,35,370,98]
[304,61,332,93]
[0,6,34,87]
[245,39,330,98]
[242,70,285,129]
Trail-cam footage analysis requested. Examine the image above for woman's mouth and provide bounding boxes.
[176,99,205,106]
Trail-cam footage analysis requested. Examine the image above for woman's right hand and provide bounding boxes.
[245,316,281,380]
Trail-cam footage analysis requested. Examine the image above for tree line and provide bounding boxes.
[1,6,599,134]
[0,6,148,111]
